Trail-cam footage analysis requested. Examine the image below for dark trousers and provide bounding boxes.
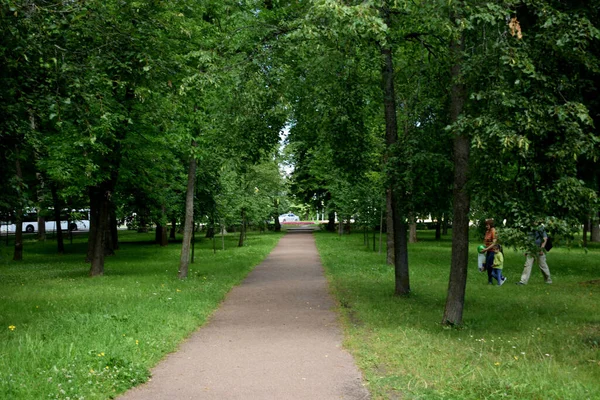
[485,251,496,283]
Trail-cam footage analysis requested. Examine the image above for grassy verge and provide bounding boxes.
[315,229,600,400]
[0,229,283,399]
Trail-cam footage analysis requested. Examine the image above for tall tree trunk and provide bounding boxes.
[327,211,336,232]
[179,145,197,279]
[156,224,168,246]
[37,215,46,241]
[87,186,99,262]
[386,189,395,265]
[409,220,417,243]
[89,184,111,276]
[591,211,600,242]
[274,199,281,232]
[442,214,449,235]
[13,208,23,261]
[13,152,24,261]
[379,207,384,254]
[50,184,65,254]
[381,6,409,294]
[435,220,442,240]
[238,208,246,247]
[35,173,46,241]
[170,217,177,239]
[442,27,469,326]
[156,206,168,246]
[583,218,589,247]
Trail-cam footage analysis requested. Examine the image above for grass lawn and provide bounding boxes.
[0,229,283,399]
[315,229,600,400]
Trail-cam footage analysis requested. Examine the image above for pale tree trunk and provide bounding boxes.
[409,220,417,243]
[179,145,197,279]
[591,212,600,242]
[381,6,409,295]
[442,25,469,326]
[583,218,588,247]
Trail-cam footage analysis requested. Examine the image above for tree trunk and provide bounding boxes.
[583,218,588,247]
[380,9,409,294]
[238,208,246,247]
[442,214,449,235]
[327,211,336,232]
[409,221,417,243]
[36,173,46,241]
[13,154,24,261]
[591,212,600,242]
[435,221,442,240]
[87,186,99,262]
[221,222,226,250]
[386,189,395,265]
[37,216,46,241]
[179,146,197,279]
[442,27,469,326]
[379,207,384,254]
[274,199,281,232]
[50,184,65,254]
[88,184,111,276]
[170,217,177,239]
[13,208,23,261]
[156,224,168,246]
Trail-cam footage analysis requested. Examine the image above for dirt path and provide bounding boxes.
[118,229,370,400]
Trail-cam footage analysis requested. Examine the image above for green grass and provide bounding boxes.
[0,230,283,399]
[315,230,600,400]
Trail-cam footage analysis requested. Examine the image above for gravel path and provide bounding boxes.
[118,229,370,400]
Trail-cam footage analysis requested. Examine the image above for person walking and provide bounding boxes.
[516,223,552,285]
[482,218,498,284]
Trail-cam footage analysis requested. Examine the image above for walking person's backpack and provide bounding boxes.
[544,236,553,252]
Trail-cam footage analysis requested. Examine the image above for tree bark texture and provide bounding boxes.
[179,147,197,279]
[591,212,600,242]
[442,29,469,326]
[274,199,281,232]
[88,184,112,276]
[386,189,395,265]
[409,221,417,243]
[380,15,410,294]
[238,208,246,247]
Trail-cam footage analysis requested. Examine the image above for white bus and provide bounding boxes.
[0,209,90,234]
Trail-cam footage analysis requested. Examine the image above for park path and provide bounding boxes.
[118,228,370,400]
